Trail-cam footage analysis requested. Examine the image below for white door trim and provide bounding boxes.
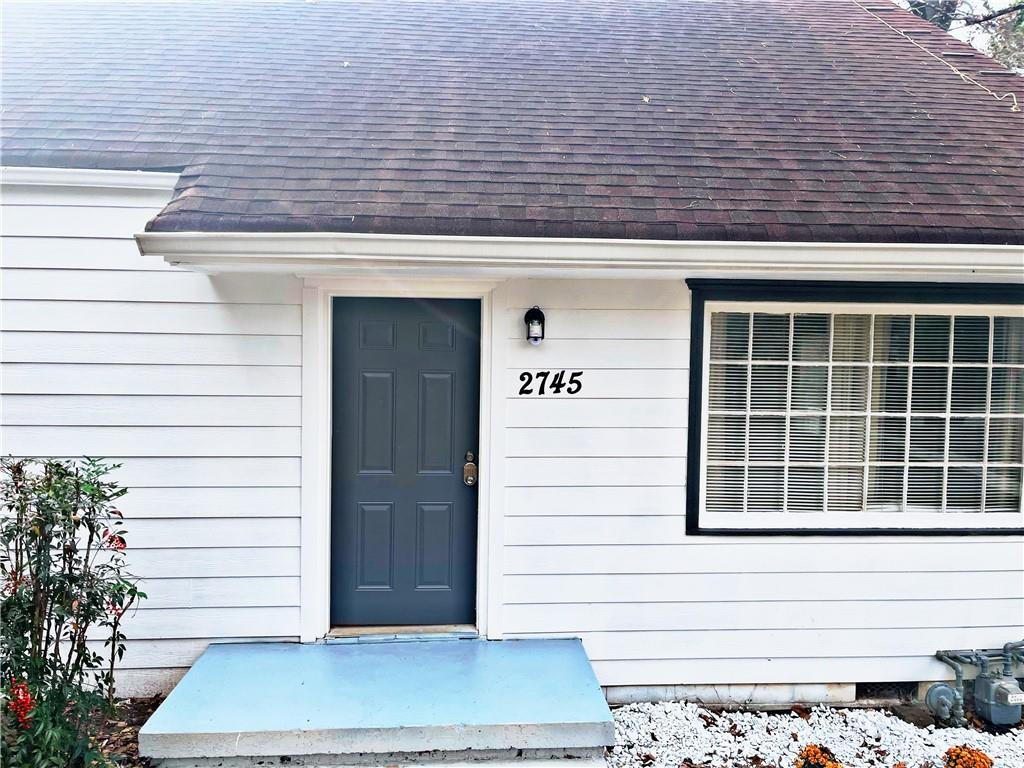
[299,277,506,642]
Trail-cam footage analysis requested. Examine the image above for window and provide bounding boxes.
[686,281,1024,534]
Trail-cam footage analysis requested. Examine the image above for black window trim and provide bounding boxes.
[685,278,1024,537]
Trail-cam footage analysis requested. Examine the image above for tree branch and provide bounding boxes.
[956,3,1024,26]
[910,0,1024,28]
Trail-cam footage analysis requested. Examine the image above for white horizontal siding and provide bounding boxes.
[498,278,1024,688]
[122,518,299,549]
[506,428,686,458]
[505,279,689,309]
[507,339,688,368]
[118,606,301,639]
[506,515,695,544]
[505,486,686,516]
[523,627,1024,660]
[102,457,300,487]
[504,541,1023,574]
[2,203,164,237]
[2,268,302,303]
[1,395,300,426]
[128,547,299,578]
[137,577,300,608]
[0,183,303,695]
[1,364,300,395]
[3,426,300,457]
[504,571,1024,604]
[590,657,982,687]
[507,398,687,428]
[504,516,1019,546]
[2,300,300,334]
[115,487,300,519]
[3,331,300,365]
[1,236,176,270]
[506,457,686,487]
[503,600,1023,633]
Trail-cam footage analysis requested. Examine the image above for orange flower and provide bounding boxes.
[943,745,993,768]
[794,744,844,768]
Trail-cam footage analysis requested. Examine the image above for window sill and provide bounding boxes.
[689,515,1024,536]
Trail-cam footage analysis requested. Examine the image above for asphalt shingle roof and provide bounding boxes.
[2,0,1023,243]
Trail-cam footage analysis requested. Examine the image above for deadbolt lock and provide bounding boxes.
[463,451,478,487]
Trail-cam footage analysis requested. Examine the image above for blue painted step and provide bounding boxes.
[139,638,614,760]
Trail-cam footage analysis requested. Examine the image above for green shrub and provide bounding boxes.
[1,458,145,767]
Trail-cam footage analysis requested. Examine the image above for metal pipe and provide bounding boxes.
[976,653,991,676]
[1003,640,1024,677]
[935,652,968,727]
[1010,650,1024,673]
[946,652,977,667]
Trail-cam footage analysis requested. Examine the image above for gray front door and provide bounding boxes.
[330,297,480,626]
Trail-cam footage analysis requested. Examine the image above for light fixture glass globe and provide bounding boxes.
[527,319,543,344]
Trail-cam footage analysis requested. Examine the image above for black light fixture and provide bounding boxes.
[524,306,545,346]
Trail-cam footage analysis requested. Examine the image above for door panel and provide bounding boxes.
[331,297,480,626]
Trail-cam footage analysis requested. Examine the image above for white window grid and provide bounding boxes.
[701,302,1024,518]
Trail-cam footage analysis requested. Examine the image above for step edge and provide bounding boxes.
[140,721,616,759]
[151,750,608,768]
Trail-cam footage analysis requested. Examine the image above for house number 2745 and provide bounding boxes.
[518,370,583,395]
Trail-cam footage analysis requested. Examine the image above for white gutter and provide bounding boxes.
[136,231,1024,279]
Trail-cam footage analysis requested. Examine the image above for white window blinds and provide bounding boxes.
[703,306,1024,526]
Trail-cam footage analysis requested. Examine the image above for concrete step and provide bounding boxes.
[139,638,614,763]
[151,751,607,768]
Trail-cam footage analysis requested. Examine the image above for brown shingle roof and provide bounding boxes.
[3,0,1023,243]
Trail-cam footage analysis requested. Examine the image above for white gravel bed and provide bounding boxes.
[606,702,1024,768]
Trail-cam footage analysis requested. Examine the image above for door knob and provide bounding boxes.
[463,451,478,487]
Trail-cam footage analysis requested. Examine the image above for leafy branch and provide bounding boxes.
[1,457,146,767]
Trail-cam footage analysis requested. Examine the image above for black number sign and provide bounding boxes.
[518,370,583,396]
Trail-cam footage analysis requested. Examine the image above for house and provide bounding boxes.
[2,0,1023,762]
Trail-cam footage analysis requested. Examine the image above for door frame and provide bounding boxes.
[299,276,505,642]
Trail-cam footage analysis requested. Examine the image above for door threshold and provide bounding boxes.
[327,624,478,640]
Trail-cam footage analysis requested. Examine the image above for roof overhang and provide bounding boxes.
[5,167,1020,281]
[135,231,1024,281]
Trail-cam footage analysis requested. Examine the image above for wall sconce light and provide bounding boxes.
[524,306,545,346]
